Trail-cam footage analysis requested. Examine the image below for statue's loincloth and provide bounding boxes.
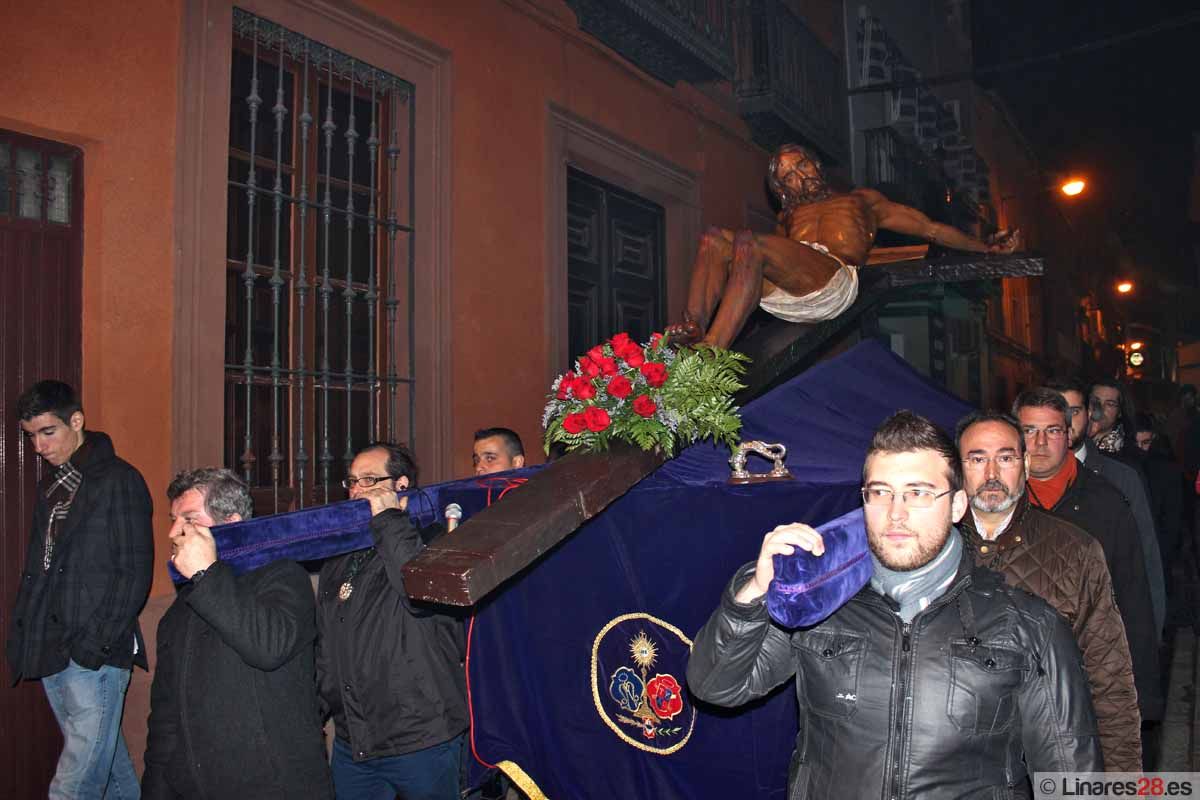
[758,240,859,323]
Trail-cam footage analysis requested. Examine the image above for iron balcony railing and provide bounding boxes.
[564,0,735,85]
[734,0,849,163]
[863,125,939,208]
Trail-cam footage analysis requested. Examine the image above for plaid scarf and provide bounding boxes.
[41,437,90,571]
[1093,425,1125,455]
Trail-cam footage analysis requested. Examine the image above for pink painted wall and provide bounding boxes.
[2,0,832,784]
[355,0,777,477]
[0,0,182,592]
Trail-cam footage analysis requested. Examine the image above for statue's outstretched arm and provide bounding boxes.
[872,196,996,253]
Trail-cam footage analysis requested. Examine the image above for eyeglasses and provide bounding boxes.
[341,475,398,489]
[861,486,955,509]
[962,453,1021,471]
[1020,425,1066,441]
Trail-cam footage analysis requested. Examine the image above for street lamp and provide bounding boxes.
[1116,281,1134,294]
[1060,178,1086,197]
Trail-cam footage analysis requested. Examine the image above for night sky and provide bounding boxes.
[972,0,1198,287]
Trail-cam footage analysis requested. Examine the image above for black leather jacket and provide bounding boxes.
[687,548,1102,799]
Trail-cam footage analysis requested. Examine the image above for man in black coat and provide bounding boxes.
[1046,377,1166,637]
[317,443,469,800]
[1014,389,1164,723]
[1134,413,1185,572]
[8,380,153,799]
[142,468,332,800]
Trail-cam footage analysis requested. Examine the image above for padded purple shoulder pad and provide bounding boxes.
[765,507,871,629]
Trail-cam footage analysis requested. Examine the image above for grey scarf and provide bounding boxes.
[869,529,962,623]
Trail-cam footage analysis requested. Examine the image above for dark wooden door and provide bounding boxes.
[566,168,665,362]
[0,129,83,797]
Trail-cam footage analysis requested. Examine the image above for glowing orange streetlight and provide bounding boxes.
[1061,178,1086,197]
[1116,281,1134,294]
[1129,341,1143,351]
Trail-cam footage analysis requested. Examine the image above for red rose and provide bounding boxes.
[607,375,633,399]
[632,394,657,417]
[610,332,632,351]
[613,340,637,359]
[640,362,669,388]
[645,674,684,720]
[574,379,597,400]
[596,356,619,376]
[562,412,587,434]
[584,406,611,432]
[557,371,577,400]
[650,332,664,349]
[578,356,601,379]
[622,348,645,369]
[587,345,607,364]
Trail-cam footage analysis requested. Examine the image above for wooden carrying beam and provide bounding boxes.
[402,252,1043,606]
[401,445,664,605]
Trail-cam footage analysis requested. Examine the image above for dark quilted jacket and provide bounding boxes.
[960,493,1141,771]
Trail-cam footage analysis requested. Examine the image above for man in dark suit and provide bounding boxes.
[7,380,153,799]
[143,468,332,800]
[1046,377,1166,637]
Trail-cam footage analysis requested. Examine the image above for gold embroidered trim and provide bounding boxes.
[590,612,697,755]
[496,760,549,800]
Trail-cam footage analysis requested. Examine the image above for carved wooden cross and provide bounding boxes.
[402,252,1044,605]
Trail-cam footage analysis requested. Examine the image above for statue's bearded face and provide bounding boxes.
[772,150,831,207]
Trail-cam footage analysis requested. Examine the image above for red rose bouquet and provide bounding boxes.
[543,332,749,455]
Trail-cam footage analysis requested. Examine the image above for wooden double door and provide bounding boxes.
[566,167,666,361]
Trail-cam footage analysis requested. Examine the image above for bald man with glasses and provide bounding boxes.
[316,442,469,800]
[1013,389,1163,730]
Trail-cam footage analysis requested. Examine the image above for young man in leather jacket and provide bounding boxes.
[687,411,1102,799]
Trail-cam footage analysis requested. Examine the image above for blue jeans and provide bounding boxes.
[42,659,140,800]
[331,733,465,800]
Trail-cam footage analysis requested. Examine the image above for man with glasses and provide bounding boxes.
[955,410,1141,770]
[316,443,468,800]
[688,411,1101,798]
[1013,389,1163,730]
[1045,377,1166,642]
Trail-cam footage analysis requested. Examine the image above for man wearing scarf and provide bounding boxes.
[8,381,153,799]
[1088,379,1144,466]
[688,411,1101,799]
[1044,377,1165,639]
[1014,388,1163,726]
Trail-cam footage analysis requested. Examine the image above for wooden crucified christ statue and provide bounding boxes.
[668,143,1021,349]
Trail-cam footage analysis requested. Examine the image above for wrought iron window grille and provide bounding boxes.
[226,8,417,512]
